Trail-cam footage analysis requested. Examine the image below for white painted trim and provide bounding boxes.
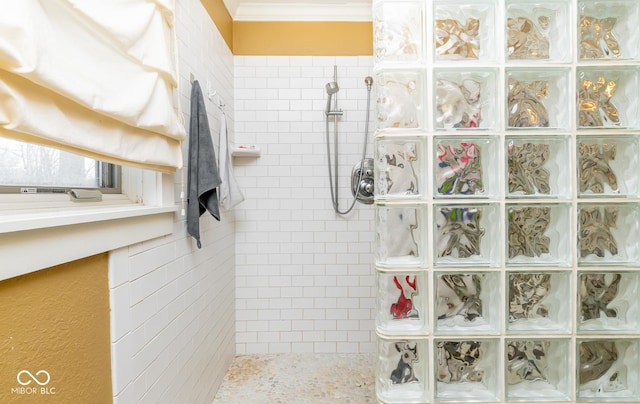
[233,3,372,21]
[0,204,175,234]
[222,0,240,17]
[0,208,175,281]
[0,170,178,281]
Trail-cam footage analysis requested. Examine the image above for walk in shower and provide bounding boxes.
[231,56,381,402]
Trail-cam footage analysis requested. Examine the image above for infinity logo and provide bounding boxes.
[16,370,50,386]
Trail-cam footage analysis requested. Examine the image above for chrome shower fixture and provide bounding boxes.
[351,158,374,204]
[324,65,374,215]
[326,81,339,94]
[365,76,373,91]
[325,81,342,116]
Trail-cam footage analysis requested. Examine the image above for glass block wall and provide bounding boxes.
[372,0,640,402]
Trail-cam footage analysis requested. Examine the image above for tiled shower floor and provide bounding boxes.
[212,353,376,403]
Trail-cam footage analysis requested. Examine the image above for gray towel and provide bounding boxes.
[187,80,221,248]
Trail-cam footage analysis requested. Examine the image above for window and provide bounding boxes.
[0,135,175,280]
[0,137,120,193]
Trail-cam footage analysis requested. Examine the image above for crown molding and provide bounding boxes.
[221,0,240,17]
[229,2,372,22]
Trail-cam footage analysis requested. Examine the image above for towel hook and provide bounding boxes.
[206,81,225,110]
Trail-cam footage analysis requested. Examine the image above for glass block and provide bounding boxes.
[506,68,571,130]
[435,271,501,334]
[577,338,640,401]
[375,68,426,132]
[435,338,500,402]
[577,135,640,198]
[434,204,500,267]
[577,66,640,129]
[577,203,640,266]
[377,270,428,335]
[506,338,571,401]
[376,203,427,268]
[506,0,572,63]
[507,271,572,334]
[433,68,499,130]
[578,0,640,61]
[434,0,499,62]
[377,336,428,403]
[506,135,572,199]
[373,0,425,66]
[578,271,640,333]
[374,134,427,200]
[435,136,500,199]
[506,203,573,266]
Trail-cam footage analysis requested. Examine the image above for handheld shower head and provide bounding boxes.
[325,81,339,114]
[326,81,339,95]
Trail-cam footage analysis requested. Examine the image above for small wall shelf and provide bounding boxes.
[231,145,261,158]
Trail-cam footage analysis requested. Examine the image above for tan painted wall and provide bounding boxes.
[0,253,112,403]
[199,0,373,56]
[233,21,373,56]
[201,0,233,49]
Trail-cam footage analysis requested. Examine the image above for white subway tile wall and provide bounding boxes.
[234,56,377,355]
[109,0,235,402]
[108,8,378,402]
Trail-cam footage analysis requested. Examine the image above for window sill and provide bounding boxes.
[0,196,174,233]
[0,195,177,282]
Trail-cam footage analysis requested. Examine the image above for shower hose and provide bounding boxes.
[325,81,372,215]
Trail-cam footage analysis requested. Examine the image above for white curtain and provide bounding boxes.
[0,0,186,172]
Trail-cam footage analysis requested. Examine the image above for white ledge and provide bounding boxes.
[0,203,177,281]
[231,145,261,158]
[0,203,175,234]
